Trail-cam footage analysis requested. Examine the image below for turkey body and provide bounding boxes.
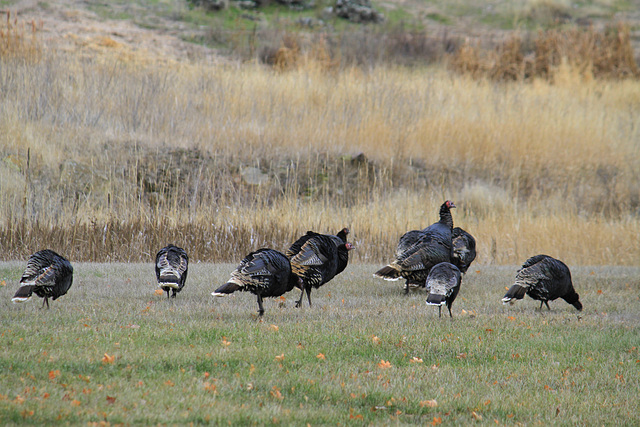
[451,227,476,274]
[212,248,302,316]
[12,249,73,308]
[425,262,462,317]
[285,229,353,307]
[374,201,456,293]
[502,255,582,311]
[155,244,189,298]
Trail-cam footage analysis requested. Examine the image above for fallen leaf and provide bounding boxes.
[597,290,603,295]
[71,399,81,406]
[471,411,482,421]
[154,289,164,296]
[431,416,442,425]
[164,380,175,387]
[410,357,423,363]
[204,372,210,379]
[20,409,34,418]
[106,396,116,404]
[270,386,283,400]
[0,280,6,287]
[420,399,438,408]
[102,353,115,364]
[377,360,392,369]
[372,336,381,345]
[48,370,60,380]
[43,392,50,399]
[221,337,231,347]
[316,353,326,360]
[275,354,285,362]
[270,324,279,331]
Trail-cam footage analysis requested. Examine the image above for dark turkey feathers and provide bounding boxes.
[12,249,73,308]
[502,255,582,311]
[155,244,189,299]
[374,200,456,292]
[213,248,302,316]
[425,262,462,317]
[286,230,354,308]
[451,227,476,274]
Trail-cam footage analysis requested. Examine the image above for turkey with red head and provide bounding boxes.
[286,229,354,308]
[374,200,456,293]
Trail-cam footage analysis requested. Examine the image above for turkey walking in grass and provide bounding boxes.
[213,248,302,316]
[425,262,462,318]
[12,249,73,308]
[502,255,582,311]
[155,244,189,299]
[374,200,456,293]
[451,227,476,274]
[286,230,354,308]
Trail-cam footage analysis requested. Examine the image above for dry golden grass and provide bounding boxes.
[0,24,639,265]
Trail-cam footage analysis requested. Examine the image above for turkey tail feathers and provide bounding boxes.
[212,282,241,297]
[12,284,35,303]
[374,265,401,280]
[425,293,445,306]
[502,285,527,304]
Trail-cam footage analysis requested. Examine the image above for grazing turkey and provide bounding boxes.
[451,227,476,274]
[12,249,73,308]
[425,262,462,318]
[502,255,582,311]
[286,230,354,307]
[374,200,456,293]
[155,244,189,299]
[212,248,302,316]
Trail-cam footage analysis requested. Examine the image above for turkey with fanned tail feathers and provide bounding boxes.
[155,244,189,298]
[285,229,354,308]
[451,227,476,274]
[212,248,302,316]
[374,200,456,293]
[502,255,582,311]
[425,262,462,317]
[12,249,73,308]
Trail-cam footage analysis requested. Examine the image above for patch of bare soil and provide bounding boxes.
[2,0,224,64]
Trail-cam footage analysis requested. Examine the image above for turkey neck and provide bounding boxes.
[439,204,454,229]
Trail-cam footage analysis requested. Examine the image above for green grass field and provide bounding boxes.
[1,262,638,425]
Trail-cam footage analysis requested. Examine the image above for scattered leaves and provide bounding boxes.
[270,386,283,400]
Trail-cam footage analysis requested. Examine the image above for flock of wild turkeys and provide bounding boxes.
[10,201,583,316]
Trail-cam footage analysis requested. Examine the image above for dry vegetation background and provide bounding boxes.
[1,2,639,266]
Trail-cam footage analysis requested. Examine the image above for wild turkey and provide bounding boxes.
[155,245,189,298]
[374,200,456,293]
[451,227,476,274]
[286,230,354,307]
[502,255,582,311]
[12,249,73,308]
[212,248,302,316]
[425,262,462,318]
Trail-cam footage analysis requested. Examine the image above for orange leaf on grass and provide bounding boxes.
[221,337,231,347]
[410,357,423,363]
[106,396,116,404]
[316,353,326,360]
[102,353,115,364]
[377,360,392,369]
[154,289,164,296]
[270,386,283,400]
[372,336,381,345]
[270,324,279,331]
[275,354,285,362]
[43,392,50,399]
[420,399,438,408]
[431,416,442,425]
[71,399,81,406]
[471,411,482,420]
[48,370,60,380]
[165,380,175,387]
[0,280,6,287]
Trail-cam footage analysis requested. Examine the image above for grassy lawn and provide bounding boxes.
[0,262,638,424]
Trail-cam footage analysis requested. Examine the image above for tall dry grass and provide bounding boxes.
[0,20,639,264]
